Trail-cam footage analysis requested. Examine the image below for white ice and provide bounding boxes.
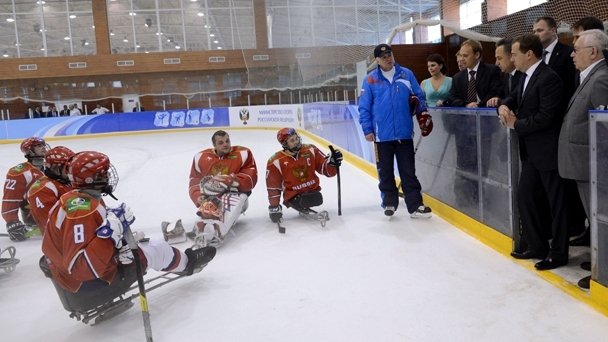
[1,129,607,342]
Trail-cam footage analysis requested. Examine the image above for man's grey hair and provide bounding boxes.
[578,29,608,51]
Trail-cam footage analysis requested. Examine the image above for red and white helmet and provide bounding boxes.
[44,146,75,169]
[68,151,118,193]
[277,127,301,152]
[20,137,48,158]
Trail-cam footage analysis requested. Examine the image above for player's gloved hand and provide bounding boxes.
[214,174,239,189]
[96,213,125,248]
[6,221,28,242]
[201,175,229,196]
[117,244,134,265]
[329,149,343,167]
[409,95,421,116]
[107,203,135,228]
[417,113,434,137]
[268,205,283,223]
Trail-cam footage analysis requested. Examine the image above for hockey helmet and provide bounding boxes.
[277,127,301,152]
[20,137,48,158]
[68,151,118,194]
[44,146,75,168]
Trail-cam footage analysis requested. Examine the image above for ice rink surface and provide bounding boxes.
[1,129,607,341]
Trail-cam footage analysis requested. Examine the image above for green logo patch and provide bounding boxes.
[66,197,91,213]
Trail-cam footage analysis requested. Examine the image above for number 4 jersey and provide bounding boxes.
[27,176,72,234]
[2,162,44,224]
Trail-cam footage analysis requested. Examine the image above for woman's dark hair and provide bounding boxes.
[426,53,447,75]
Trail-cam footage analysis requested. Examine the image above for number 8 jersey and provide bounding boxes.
[42,190,116,293]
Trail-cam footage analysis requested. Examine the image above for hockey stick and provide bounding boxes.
[328,145,342,216]
[122,224,154,342]
[277,218,286,234]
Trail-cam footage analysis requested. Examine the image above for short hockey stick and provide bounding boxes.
[328,145,342,216]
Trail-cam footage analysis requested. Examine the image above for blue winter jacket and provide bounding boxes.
[358,63,427,142]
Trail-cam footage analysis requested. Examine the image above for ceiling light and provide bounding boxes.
[204,25,209,28]
[213,40,218,44]
[175,45,181,50]
[123,37,129,42]
[2,52,8,58]
[110,30,115,36]
[40,48,45,51]
[209,33,215,37]
[64,36,70,40]
[69,14,76,19]
[197,12,204,17]
[6,18,15,23]
[37,1,46,4]
[217,47,222,50]
[136,44,141,48]
[129,12,136,16]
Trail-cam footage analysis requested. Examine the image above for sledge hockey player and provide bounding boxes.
[179,130,258,247]
[266,128,343,225]
[26,146,75,234]
[1,137,48,241]
[41,151,215,316]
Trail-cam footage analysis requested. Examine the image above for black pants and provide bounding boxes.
[375,139,423,213]
[518,161,570,261]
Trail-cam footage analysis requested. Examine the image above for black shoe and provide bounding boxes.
[384,206,396,217]
[578,275,591,289]
[570,230,590,246]
[510,250,546,260]
[176,246,216,276]
[534,258,568,271]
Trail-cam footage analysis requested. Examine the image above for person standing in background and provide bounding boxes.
[421,53,452,107]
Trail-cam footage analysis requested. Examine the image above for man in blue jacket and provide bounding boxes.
[359,43,432,218]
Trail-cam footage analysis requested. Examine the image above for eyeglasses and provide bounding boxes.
[573,46,594,54]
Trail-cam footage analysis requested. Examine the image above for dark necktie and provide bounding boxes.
[519,73,527,99]
[508,74,513,93]
[542,50,549,64]
[467,70,477,103]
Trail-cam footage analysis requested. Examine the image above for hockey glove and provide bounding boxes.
[6,221,28,242]
[201,175,229,196]
[117,244,134,265]
[107,203,136,228]
[409,95,421,116]
[268,205,283,223]
[96,213,125,248]
[417,113,433,137]
[329,149,343,167]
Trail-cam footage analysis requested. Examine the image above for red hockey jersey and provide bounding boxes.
[265,144,337,207]
[2,162,44,223]
[188,145,258,206]
[42,190,116,293]
[27,176,72,234]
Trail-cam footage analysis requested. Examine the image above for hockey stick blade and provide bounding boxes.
[277,219,286,234]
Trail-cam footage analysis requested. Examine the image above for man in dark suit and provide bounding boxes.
[533,16,576,99]
[558,29,608,287]
[446,39,502,108]
[487,38,524,107]
[444,40,502,211]
[499,34,571,270]
[534,16,588,244]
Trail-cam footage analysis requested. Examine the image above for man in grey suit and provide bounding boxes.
[558,29,608,288]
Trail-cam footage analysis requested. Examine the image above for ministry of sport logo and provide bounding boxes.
[67,197,91,213]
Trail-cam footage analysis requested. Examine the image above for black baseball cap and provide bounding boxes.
[374,43,392,58]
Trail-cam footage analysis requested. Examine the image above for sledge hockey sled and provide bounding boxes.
[0,246,20,273]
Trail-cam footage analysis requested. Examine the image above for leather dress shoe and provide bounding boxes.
[570,230,590,246]
[510,250,546,260]
[578,275,591,289]
[581,261,591,271]
[535,258,568,270]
